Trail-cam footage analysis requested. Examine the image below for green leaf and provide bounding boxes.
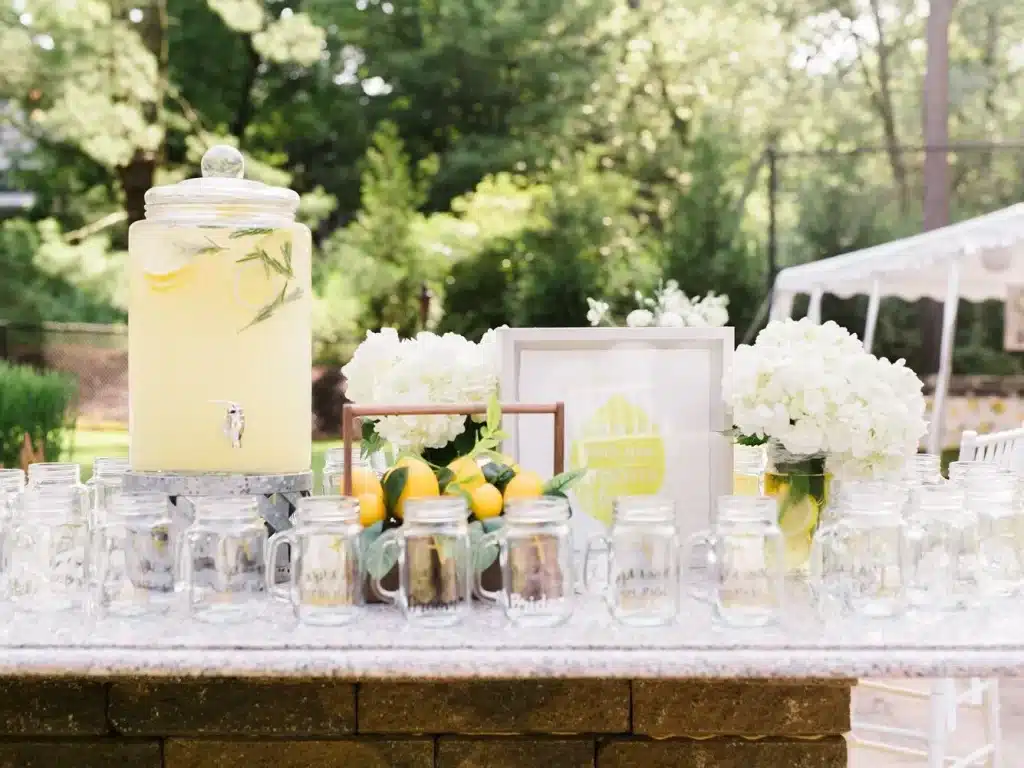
[486,394,501,433]
[229,227,275,238]
[382,466,408,516]
[364,530,399,581]
[359,419,384,458]
[469,520,500,573]
[482,461,516,492]
[543,468,587,496]
[435,466,455,494]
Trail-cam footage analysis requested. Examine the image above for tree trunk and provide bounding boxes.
[867,0,911,215]
[118,153,157,228]
[919,0,956,374]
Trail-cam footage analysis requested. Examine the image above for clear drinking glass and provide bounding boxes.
[968,472,1024,599]
[947,461,1003,486]
[812,489,907,618]
[733,444,765,496]
[7,486,89,612]
[904,453,943,486]
[266,496,364,626]
[0,469,26,590]
[86,457,131,518]
[180,496,267,623]
[321,447,386,494]
[91,493,174,618]
[584,497,679,627]
[371,497,472,627]
[476,497,574,627]
[687,496,785,628]
[905,483,975,611]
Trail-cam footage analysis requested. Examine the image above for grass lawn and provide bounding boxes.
[63,429,341,483]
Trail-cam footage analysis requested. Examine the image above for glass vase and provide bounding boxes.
[763,442,830,574]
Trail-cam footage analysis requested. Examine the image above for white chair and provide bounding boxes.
[850,427,1019,768]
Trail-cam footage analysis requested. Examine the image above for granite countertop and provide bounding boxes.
[1,587,1023,680]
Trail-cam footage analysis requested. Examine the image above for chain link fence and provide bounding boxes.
[0,321,128,426]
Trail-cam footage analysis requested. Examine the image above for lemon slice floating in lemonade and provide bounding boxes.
[778,495,819,536]
[143,247,197,292]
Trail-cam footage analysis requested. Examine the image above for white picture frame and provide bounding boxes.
[498,327,733,551]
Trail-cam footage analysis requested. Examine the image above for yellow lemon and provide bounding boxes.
[350,465,383,500]
[357,492,385,527]
[387,457,440,519]
[503,470,544,503]
[470,483,503,520]
[447,455,485,492]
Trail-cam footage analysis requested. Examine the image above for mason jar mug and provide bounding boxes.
[266,496,364,626]
[371,498,472,627]
[7,486,89,612]
[905,483,975,611]
[180,497,268,623]
[476,497,574,627]
[91,493,175,618]
[687,496,785,628]
[812,491,908,619]
[585,497,680,627]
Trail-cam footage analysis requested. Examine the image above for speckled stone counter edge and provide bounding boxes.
[0,647,1020,680]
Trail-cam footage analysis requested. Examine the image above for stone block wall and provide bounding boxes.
[0,677,851,767]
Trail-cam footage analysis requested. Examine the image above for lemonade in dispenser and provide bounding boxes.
[128,146,312,473]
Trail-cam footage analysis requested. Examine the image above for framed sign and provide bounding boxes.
[498,327,733,551]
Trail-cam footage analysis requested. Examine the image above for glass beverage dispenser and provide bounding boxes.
[128,146,312,473]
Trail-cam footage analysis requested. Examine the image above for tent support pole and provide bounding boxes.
[928,262,960,455]
[863,278,881,352]
[808,286,823,324]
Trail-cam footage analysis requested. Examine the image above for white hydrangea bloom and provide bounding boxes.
[586,280,730,329]
[341,328,503,453]
[626,309,654,327]
[586,298,609,326]
[730,318,928,480]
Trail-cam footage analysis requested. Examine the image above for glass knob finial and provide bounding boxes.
[201,145,245,179]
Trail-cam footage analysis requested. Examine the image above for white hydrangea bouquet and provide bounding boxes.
[587,280,729,328]
[341,327,501,465]
[730,318,928,566]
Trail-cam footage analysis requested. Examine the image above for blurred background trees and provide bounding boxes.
[1,0,1023,372]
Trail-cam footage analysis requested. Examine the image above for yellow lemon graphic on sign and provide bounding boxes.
[569,394,666,526]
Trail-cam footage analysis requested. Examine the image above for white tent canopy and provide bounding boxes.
[769,202,1024,453]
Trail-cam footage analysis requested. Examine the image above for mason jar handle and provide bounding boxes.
[177,528,206,615]
[87,523,110,619]
[808,524,839,600]
[474,530,503,603]
[370,529,401,604]
[583,534,612,600]
[265,530,297,602]
[683,530,715,600]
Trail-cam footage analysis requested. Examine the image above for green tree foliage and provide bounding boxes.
[321,122,440,337]
[1,0,1023,375]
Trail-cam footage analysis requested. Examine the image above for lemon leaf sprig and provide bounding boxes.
[542,468,587,498]
[381,466,408,516]
[468,393,509,458]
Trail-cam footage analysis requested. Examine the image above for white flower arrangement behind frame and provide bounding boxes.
[587,280,730,329]
[341,327,502,454]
